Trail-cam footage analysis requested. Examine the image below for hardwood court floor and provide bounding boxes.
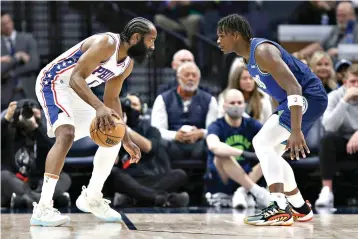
[1,207,358,238]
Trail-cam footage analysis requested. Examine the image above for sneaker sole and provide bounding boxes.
[76,196,122,222]
[293,210,313,222]
[30,217,70,227]
[244,216,294,226]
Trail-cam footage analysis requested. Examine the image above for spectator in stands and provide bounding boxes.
[1,99,71,208]
[154,1,203,46]
[335,58,352,86]
[218,59,272,124]
[309,51,338,93]
[1,11,39,110]
[206,89,270,208]
[111,94,189,207]
[294,1,358,59]
[157,49,195,95]
[151,62,218,162]
[290,1,336,25]
[316,64,358,207]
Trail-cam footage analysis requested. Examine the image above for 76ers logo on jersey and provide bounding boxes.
[253,75,267,89]
[92,67,115,81]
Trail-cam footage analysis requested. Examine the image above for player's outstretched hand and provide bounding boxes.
[95,105,120,131]
[285,130,310,160]
[123,140,141,163]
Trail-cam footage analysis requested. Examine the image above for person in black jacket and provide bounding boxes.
[110,94,189,207]
[1,99,71,208]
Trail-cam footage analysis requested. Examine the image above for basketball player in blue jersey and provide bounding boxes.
[30,18,157,226]
[217,14,328,226]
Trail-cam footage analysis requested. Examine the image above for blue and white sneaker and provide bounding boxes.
[76,186,122,222]
[30,202,70,227]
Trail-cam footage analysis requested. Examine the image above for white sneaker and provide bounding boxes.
[315,186,334,207]
[246,194,256,208]
[232,187,247,209]
[254,187,271,208]
[76,186,122,222]
[30,202,70,227]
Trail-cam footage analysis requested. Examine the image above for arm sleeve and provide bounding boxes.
[322,92,349,132]
[13,34,40,78]
[151,95,177,141]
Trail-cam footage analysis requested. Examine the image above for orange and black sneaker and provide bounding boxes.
[290,200,313,222]
[244,201,294,226]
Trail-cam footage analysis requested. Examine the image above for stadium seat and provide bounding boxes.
[65,137,98,165]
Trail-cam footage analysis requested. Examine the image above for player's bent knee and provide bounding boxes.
[55,125,75,146]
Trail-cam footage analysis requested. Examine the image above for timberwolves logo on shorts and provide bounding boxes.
[302,96,308,115]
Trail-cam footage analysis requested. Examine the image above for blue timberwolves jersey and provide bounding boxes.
[247,38,322,103]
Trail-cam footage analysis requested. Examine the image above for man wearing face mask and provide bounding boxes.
[206,89,270,209]
[110,94,189,207]
[1,99,71,209]
[151,62,218,162]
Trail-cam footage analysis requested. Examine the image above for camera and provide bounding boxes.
[20,101,34,119]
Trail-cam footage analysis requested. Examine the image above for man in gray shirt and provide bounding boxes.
[316,64,358,207]
[296,1,358,59]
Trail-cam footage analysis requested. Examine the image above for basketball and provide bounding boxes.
[89,116,125,147]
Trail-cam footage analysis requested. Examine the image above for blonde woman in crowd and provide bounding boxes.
[309,51,338,94]
[218,58,272,124]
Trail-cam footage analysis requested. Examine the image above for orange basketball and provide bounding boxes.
[89,116,125,147]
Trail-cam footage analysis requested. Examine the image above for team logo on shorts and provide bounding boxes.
[302,96,308,114]
[253,75,267,89]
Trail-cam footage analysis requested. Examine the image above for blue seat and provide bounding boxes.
[65,137,98,165]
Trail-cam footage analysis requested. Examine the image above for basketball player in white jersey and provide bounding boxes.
[30,18,157,226]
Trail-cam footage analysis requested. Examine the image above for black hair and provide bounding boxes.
[217,14,253,42]
[120,17,154,42]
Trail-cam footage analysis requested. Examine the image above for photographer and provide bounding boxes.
[1,99,71,208]
[110,94,189,207]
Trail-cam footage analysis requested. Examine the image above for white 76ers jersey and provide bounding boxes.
[39,32,131,88]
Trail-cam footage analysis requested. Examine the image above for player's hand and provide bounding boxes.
[4,101,17,121]
[95,105,120,131]
[123,140,141,163]
[347,131,358,154]
[285,130,310,160]
[343,87,358,102]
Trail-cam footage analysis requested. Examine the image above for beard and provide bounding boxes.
[178,78,198,92]
[127,37,152,64]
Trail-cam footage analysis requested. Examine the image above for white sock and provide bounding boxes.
[87,143,121,199]
[271,192,287,209]
[249,184,262,197]
[287,191,305,208]
[39,173,58,205]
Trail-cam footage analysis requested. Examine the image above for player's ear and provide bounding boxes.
[130,33,141,45]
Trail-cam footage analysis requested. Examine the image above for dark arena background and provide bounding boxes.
[1,1,358,238]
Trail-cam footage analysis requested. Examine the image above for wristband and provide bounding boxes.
[287,95,303,108]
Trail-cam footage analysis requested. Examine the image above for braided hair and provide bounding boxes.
[217,14,253,42]
[120,17,154,42]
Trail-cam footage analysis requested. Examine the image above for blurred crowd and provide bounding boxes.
[1,1,358,210]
